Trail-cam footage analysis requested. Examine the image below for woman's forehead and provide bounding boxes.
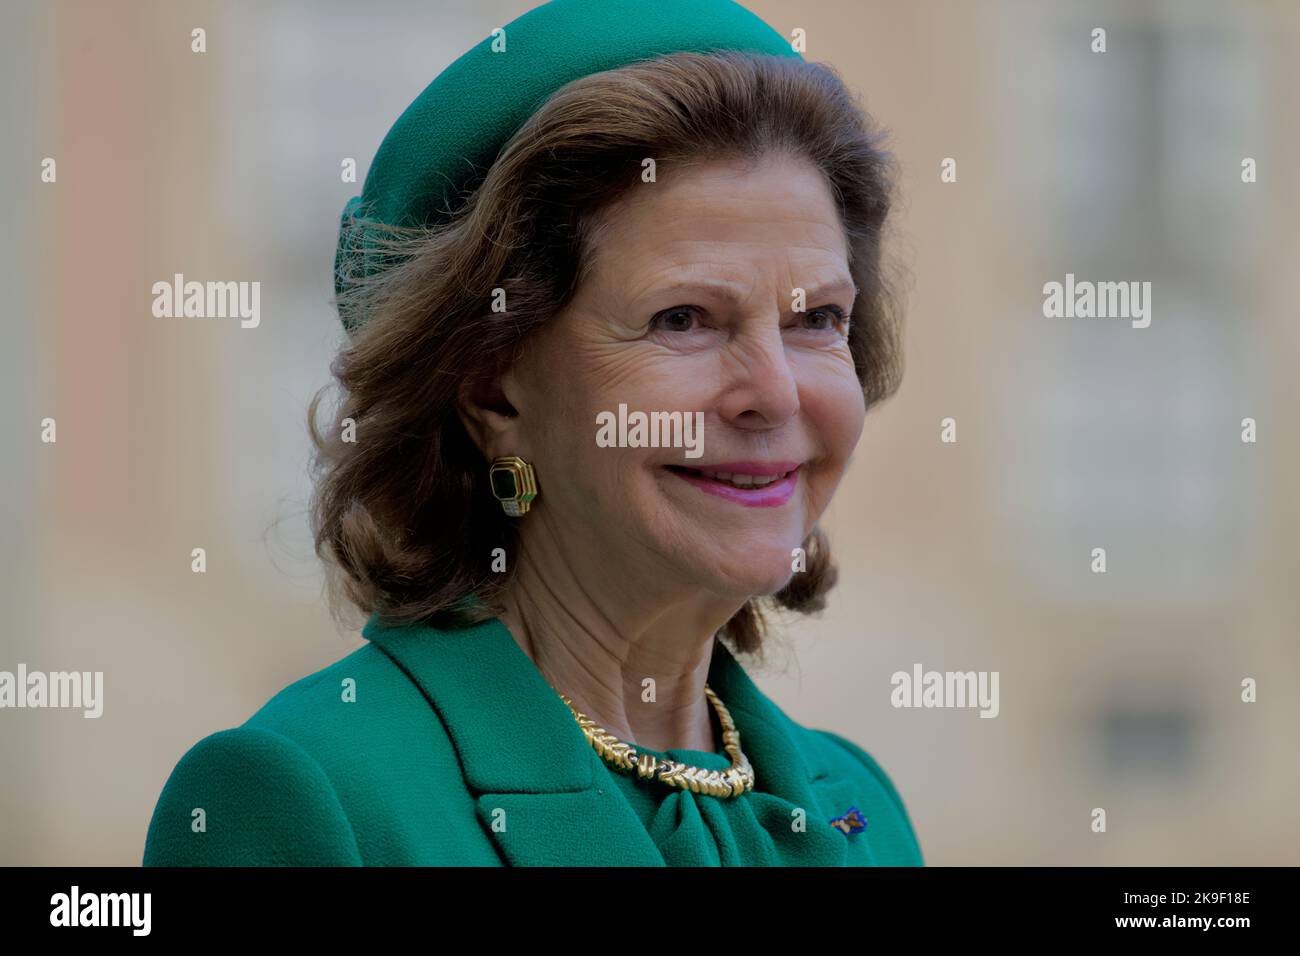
[586,162,847,283]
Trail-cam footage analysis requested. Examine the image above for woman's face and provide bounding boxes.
[498,151,868,603]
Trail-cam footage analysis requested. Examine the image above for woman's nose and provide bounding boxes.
[714,324,801,428]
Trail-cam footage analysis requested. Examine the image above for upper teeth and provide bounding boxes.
[699,470,790,487]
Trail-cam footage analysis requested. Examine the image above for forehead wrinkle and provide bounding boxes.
[622,259,758,310]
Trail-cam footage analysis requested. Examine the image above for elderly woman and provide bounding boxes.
[143,0,920,867]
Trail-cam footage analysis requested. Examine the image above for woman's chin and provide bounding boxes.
[687,559,799,600]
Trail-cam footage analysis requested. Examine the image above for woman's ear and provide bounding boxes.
[457,362,522,458]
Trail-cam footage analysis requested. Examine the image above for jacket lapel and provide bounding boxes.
[362,613,663,865]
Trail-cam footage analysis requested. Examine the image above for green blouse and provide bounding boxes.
[602,745,841,866]
[143,611,922,867]
[593,635,921,866]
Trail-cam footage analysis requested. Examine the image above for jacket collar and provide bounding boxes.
[363,610,832,865]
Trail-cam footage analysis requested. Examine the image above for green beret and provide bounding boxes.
[333,0,802,332]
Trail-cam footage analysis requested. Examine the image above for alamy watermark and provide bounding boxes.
[891,664,999,718]
[151,273,260,329]
[50,886,150,936]
[0,665,103,718]
[1043,273,1151,328]
[595,403,704,459]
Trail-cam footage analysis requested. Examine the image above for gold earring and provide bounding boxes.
[489,455,538,516]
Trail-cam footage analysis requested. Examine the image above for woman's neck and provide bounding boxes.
[496,548,742,755]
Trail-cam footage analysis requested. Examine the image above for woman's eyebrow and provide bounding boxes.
[634,277,751,307]
[802,277,859,301]
[635,275,857,306]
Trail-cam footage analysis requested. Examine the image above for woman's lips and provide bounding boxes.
[665,463,801,508]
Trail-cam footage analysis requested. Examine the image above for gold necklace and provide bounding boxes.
[559,684,755,798]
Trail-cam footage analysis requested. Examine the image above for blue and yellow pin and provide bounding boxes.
[829,806,868,835]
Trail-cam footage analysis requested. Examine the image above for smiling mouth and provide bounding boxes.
[664,465,797,489]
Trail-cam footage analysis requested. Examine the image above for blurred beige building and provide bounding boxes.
[1,0,1297,865]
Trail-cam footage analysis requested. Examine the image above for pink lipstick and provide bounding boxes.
[665,461,801,508]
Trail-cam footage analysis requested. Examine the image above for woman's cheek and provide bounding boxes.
[621,359,715,425]
[800,359,868,456]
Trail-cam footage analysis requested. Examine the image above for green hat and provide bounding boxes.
[333,0,801,332]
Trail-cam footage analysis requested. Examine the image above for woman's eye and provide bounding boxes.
[804,305,849,332]
[649,306,700,332]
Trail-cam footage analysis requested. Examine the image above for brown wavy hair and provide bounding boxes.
[310,50,905,656]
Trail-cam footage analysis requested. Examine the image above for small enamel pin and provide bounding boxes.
[829,806,868,835]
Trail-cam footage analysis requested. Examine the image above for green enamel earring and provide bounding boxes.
[489,456,538,516]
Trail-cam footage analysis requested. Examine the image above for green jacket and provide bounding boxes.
[143,614,923,866]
